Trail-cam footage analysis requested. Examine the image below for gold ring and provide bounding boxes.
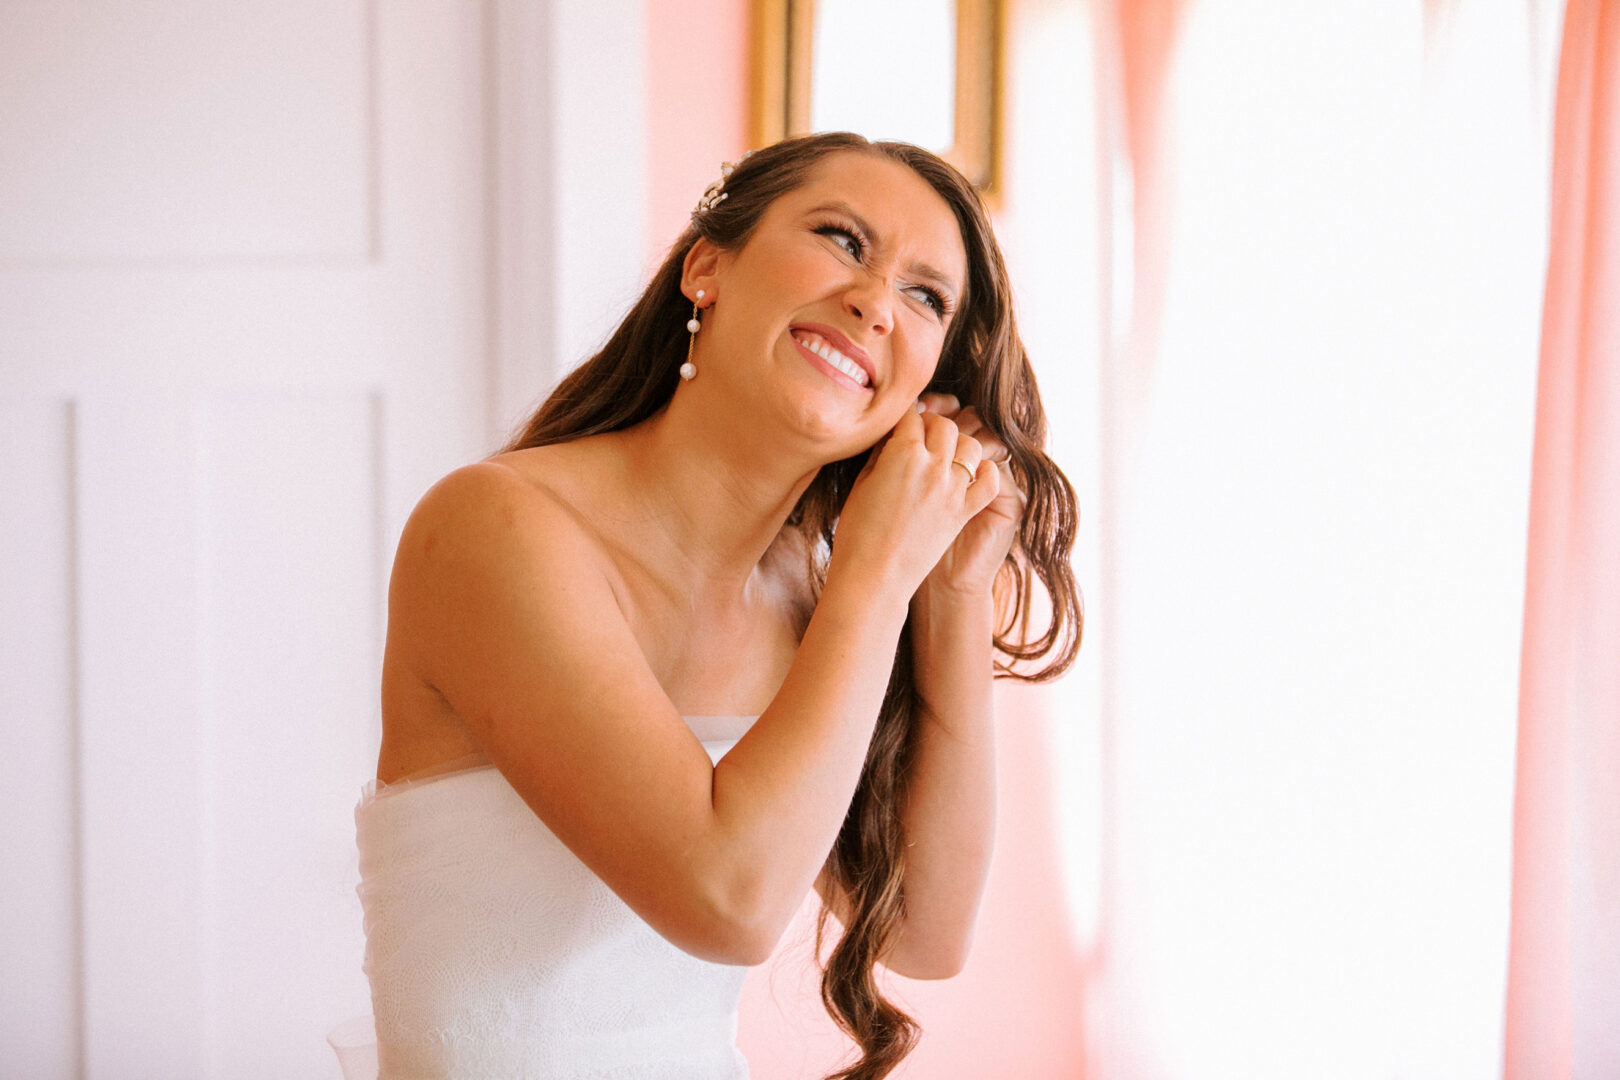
[951,459,976,483]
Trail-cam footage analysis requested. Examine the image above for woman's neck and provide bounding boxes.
[609,399,824,599]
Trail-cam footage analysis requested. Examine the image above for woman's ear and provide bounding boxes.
[681,237,724,305]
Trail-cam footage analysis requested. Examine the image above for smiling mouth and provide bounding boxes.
[790,329,872,389]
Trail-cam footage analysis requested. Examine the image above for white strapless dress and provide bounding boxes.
[334,715,758,1080]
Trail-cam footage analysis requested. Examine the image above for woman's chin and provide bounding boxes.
[772,393,882,455]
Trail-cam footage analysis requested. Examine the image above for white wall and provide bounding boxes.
[0,2,648,1076]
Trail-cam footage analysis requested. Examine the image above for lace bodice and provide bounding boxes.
[351,716,757,1080]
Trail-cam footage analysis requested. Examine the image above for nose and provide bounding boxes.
[842,272,893,336]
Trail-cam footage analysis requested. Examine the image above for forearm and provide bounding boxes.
[702,570,912,956]
[663,407,1002,962]
[885,578,998,978]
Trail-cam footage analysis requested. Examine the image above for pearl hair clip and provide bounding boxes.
[693,152,754,216]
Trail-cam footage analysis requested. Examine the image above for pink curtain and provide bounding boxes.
[1505,1,1620,1077]
[1090,0,1190,456]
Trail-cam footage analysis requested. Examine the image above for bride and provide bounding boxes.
[350,132,1080,1080]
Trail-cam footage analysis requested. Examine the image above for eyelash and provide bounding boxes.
[811,220,953,319]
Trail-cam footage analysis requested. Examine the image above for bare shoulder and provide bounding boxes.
[401,450,594,550]
[393,449,620,599]
[390,450,626,665]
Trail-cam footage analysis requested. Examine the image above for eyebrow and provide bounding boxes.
[805,200,964,301]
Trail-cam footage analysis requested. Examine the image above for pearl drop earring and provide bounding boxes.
[680,289,704,381]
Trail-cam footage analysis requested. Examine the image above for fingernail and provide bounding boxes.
[915,400,926,413]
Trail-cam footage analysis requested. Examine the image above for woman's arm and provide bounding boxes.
[821,396,1022,980]
[391,409,998,968]
[886,578,998,978]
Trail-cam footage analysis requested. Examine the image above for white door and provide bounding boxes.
[2,3,495,1076]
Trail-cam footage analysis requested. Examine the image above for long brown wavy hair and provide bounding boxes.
[503,132,1081,1080]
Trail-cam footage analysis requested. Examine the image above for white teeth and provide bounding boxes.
[794,331,869,387]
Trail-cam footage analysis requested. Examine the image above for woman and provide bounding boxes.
[354,132,1080,1080]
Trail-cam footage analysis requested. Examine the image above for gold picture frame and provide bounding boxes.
[750,0,1004,196]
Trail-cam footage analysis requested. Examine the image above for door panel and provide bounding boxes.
[0,0,371,261]
[0,401,80,1080]
[1,3,493,1076]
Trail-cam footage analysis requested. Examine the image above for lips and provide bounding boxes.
[789,324,875,389]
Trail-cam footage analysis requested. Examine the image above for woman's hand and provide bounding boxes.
[827,404,1001,605]
[914,394,1026,600]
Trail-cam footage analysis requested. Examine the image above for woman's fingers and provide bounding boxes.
[833,405,1007,597]
[957,408,1012,465]
[919,412,987,487]
[923,403,1012,463]
[893,400,926,437]
[967,456,1001,510]
[872,406,996,503]
[992,460,1027,517]
[950,433,984,477]
[919,408,959,458]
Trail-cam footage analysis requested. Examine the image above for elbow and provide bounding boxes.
[676,912,782,968]
[886,952,966,981]
[661,880,788,968]
[711,922,781,968]
[708,887,792,966]
[907,957,967,981]
[881,933,973,981]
